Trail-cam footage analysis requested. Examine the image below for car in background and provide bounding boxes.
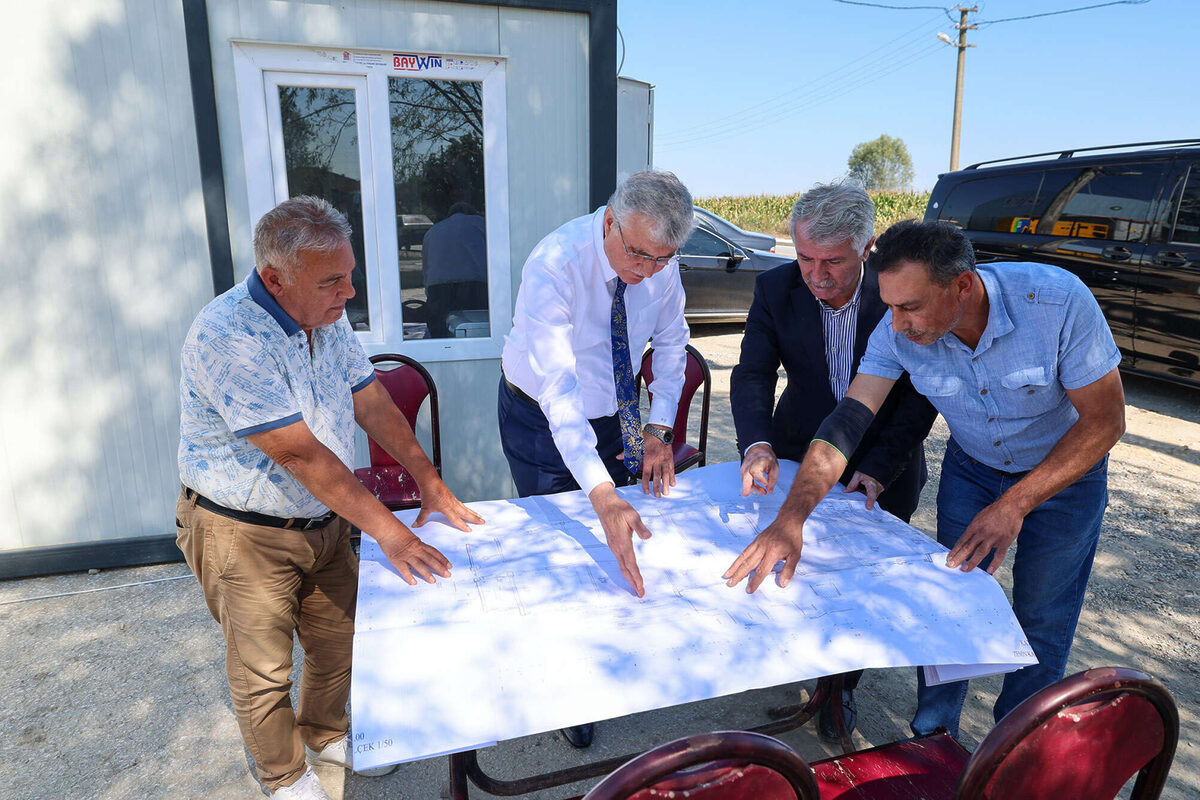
[925,139,1200,389]
[680,223,792,323]
[397,213,434,250]
[693,206,777,252]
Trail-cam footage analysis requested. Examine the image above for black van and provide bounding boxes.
[924,140,1200,389]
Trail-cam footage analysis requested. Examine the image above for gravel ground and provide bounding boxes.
[689,324,1200,799]
[0,323,1195,799]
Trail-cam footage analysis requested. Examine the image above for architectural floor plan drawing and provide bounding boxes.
[350,461,1035,770]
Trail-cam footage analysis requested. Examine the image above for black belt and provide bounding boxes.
[183,486,338,531]
[502,373,539,406]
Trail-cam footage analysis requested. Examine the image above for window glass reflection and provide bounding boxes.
[1043,164,1164,242]
[1170,166,1200,245]
[389,78,488,340]
[684,228,736,257]
[939,173,1040,233]
[278,86,370,330]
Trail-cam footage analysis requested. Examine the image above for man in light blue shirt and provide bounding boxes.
[177,196,480,799]
[725,220,1126,739]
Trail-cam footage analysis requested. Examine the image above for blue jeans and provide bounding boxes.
[911,437,1107,739]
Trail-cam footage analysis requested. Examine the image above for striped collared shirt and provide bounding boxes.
[817,269,863,402]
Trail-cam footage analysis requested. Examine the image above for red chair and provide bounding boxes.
[580,731,819,800]
[353,353,441,510]
[635,343,711,472]
[809,666,1179,800]
[954,666,1178,799]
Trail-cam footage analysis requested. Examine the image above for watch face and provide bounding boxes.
[646,426,674,445]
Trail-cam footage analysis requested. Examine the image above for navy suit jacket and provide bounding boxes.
[730,262,937,522]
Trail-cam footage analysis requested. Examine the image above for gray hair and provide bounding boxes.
[608,170,695,250]
[789,180,875,251]
[254,196,353,281]
[869,220,976,286]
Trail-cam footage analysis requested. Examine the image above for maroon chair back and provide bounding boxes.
[365,353,441,474]
[811,732,970,800]
[956,666,1179,800]
[581,731,818,800]
[636,344,711,470]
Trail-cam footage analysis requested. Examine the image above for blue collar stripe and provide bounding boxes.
[247,269,302,336]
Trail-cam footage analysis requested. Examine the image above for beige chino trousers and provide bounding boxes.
[176,489,357,791]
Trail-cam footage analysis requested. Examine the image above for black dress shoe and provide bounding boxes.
[818,689,857,743]
[560,723,595,748]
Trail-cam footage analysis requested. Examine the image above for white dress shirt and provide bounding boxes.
[502,207,690,494]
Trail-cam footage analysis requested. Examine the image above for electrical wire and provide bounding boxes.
[658,33,947,149]
[656,0,1151,151]
[832,0,960,25]
[656,12,943,144]
[656,13,945,148]
[659,39,946,152]
[658,39,944,149]
[978,0,1150,26]
[0,573,192,606]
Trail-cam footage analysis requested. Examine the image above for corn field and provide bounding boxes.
[694,191,931,239]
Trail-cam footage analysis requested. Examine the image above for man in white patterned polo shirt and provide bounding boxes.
[177,196,481,799]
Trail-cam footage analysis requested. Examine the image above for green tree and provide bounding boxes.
[847,134,915,191]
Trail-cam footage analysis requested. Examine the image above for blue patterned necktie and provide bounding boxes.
[611,278,643,477]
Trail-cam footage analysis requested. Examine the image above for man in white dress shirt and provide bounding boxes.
[499,170,693,599]
[499,171,693,747]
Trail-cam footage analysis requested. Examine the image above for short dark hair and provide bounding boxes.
[868,220,975,286]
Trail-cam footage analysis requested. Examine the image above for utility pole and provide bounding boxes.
[946,5,976,172]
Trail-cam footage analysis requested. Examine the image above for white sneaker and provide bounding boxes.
[271,767,331,800]
[305,736,397,777]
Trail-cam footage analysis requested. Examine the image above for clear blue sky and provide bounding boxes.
[617,0,1198,197]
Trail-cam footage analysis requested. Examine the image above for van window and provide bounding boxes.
[938,173,1041,233]
[1170,164,1200,245]
[1036,163,1164,242]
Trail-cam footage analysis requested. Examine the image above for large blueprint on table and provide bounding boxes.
[350,460,1034,769]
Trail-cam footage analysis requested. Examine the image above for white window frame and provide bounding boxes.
[232,41,512,361]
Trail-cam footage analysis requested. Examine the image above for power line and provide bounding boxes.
[659,38,945,149]
[832,0,945,6]
[659,41,946,152]
[657,13,945,148]
[832,0,960,24]
[656,12,945,147]
[977,0,1150,26]
[658,41,943,149]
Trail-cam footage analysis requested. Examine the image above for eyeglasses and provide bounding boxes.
[614,220,678,267]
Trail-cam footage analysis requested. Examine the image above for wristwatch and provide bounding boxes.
[643,424,674,445]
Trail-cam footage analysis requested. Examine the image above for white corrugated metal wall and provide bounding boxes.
[0,0,594,554]
[0,1,212,553]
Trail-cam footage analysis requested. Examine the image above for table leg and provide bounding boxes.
[449,752,470,800]
[450,675,847,798]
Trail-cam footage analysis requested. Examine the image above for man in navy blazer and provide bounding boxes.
[730,181,937,739]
